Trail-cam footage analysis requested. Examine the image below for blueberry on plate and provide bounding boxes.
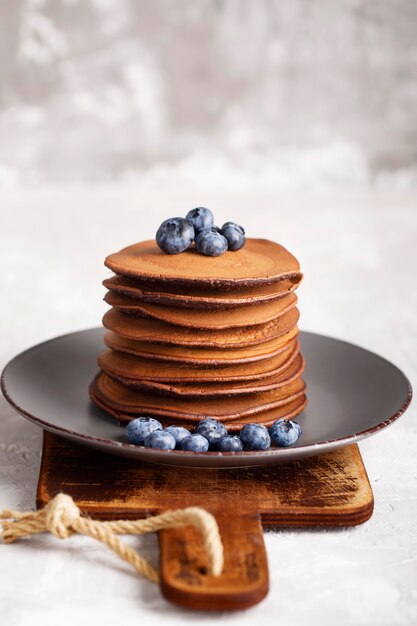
[144,430,176,450]
[195,228,228,257]
[195,418,228,447]
[156,217,195,254]
[269,419,302,447]
[221,222,245,251]
[218,435,244,452]
[186,207,214,234]
[125,417,162,445]
[164,425,191,447]
[240,423,271,450]
[180,434,210,452]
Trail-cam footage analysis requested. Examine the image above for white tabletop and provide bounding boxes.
[0,186,415,626]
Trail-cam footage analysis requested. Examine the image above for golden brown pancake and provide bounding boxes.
[89,383,307,431]
[105,238,302,288]
[103,328,298,365]
[225,396,307,431]
[91,371,306,421]
[102,307,300,348]
[104,353,305,398]
[103,274,302,309]
[104,291,298,330]
[99,340,300,383]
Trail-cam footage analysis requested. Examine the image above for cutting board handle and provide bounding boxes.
[158,511,269,611]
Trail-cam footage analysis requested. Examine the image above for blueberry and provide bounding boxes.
[221,222,245,251]
[186,207,214,234]
[240,423,271,450]
[164,425,191,447]
[195,228,228,257]
[156,217,195,254]
[125,417,162,445]
[144,430,176,450]
[195,418,228,447]
[218,435,244,452]
[269,420,302,447]
[180,434,210,452]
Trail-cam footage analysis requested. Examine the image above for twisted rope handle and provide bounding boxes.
[0,493,224,583]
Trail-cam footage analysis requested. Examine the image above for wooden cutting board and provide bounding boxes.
[37,432,374,611]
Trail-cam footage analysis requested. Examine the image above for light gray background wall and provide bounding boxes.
[0,0,416,187]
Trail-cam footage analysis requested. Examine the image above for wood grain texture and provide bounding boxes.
[159,514,269,611]
[37,432,374,610]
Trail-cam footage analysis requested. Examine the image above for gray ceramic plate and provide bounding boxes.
[1,329,412,467]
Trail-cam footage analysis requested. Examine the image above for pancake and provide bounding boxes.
[102,307,300,348]
[104,291,298,330]
[225,396,307,431]
[89,382,307,431]
[103,328,298,365]
[91,371,306,421]
[99,340,300,383]
[103,275,302,309]
[103,353,305,398]
[105,238,302,288]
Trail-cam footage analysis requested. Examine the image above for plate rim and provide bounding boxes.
[1,327,413,465]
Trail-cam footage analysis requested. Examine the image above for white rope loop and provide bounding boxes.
[0,493,224,583]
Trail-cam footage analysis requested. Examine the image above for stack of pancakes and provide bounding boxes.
[90,238,307,432]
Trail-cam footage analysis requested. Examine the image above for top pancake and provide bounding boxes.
[105,238,302,288]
